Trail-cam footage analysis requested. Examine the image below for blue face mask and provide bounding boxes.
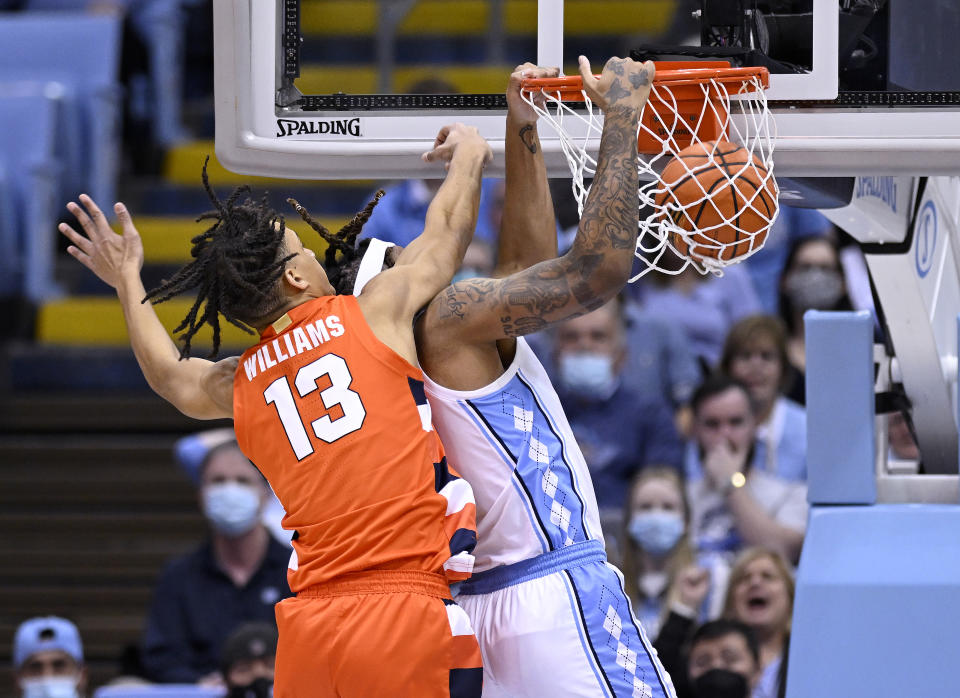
[558,352,617,398]
[203,482,261,537]
[628,511,685,555]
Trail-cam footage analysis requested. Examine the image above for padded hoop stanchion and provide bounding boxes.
[521,61,778,278]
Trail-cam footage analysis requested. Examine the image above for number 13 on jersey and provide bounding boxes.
[263,353,367,459]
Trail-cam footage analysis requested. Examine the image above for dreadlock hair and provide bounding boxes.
[143,158,296,359]
[287,189,387,295]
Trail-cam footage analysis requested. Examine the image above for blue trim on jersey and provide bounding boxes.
[458,400,551,555]
[464,374,590,550]
[516,370,593,541]
[565,563,675,698]
[608,562,676,696]
[457,540,605,596]
[561,568,614,698]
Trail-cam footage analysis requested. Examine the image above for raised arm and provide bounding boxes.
[494,63,560,277]
[59,196,235,420]
[360,123,492,320]
[423,56,653,343]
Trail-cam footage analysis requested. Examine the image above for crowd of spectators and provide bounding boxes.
[3,4,920,696]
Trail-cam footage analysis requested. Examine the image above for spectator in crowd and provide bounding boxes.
[623,300,702,435]
[720,315,807,482]
[723,548,795,698]
[13,617,87,698]
[685,375,807,563]
[636,251,762,370]
[220,623,277,698]
[619,468,729,640]
[549,298,684,528]
[686,619,762,698]
[141,440,292,684]
[742,205,833,314]
[175,428,290,544]
[777,235,854,405]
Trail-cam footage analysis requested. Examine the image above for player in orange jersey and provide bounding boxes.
[58,124,492,698]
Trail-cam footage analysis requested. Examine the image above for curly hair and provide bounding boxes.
[143,158,384,358]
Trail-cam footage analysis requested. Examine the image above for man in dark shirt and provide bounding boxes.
[141,440,292,684]
[547,298,684,530]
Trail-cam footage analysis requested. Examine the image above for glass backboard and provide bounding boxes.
[214,0,960,179]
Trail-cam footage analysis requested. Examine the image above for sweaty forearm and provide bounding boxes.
[497,113,556,275]
[421,145,489,277]
[114,271,224,420]
[116,272,184,394]
[565,105,641,294]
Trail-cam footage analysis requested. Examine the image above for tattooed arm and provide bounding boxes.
[494,63,559,278]
[423,56,654,343]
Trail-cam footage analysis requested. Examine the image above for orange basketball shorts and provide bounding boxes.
[273,570,483,697]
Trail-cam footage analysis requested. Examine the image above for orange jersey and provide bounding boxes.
[233,295,476,592]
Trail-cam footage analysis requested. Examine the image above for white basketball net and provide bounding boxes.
[524,74,779,279]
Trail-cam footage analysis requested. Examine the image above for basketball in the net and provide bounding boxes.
[654,140,777,262]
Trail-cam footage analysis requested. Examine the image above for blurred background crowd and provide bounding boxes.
[0,1,921,698]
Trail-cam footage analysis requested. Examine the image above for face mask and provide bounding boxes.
[692,668,750,698]
[627,511,685,555]
[20,677,79,698]
[784,267,844,311]
[228,677,273,698]
[203,482,261,537]
[558,352,617,398]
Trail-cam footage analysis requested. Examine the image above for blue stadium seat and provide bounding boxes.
[0,13,122,207]
[0,161,17,297]
[26,0,192,146]
[92,686,224,698]
[0,93,62,301]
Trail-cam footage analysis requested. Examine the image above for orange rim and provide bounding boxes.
[521,63,770,101]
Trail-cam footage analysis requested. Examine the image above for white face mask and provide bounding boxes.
[558,352,618,399]
[203,482,262,537]
[20,677,79,698]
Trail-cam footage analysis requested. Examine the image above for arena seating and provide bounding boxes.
[0,93,61,301]
[0,394,226,690]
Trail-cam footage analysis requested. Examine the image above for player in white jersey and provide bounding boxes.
[357,57,677,697]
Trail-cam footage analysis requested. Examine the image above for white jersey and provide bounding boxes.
[423,338,605,573]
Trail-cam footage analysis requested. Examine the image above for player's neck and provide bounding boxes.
[254,291,326,333]
[212,525,269,586]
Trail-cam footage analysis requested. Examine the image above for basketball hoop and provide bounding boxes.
[522,62,778,278]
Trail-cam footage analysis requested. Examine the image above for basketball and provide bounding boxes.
[654,140,777,262]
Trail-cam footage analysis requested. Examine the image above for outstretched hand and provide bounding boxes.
[508,62,561,123]
[578,55,655,113]
[59,194,144,290]
[421,122,493,169]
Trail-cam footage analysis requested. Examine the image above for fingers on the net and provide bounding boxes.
[578,55,592,80]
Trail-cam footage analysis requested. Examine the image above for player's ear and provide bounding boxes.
[283,264,309,292]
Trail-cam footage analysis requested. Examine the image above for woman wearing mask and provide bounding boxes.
[777,236,853,404]
[620,468,729,640]
[720,316,807,483]
[723,548,795,698]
